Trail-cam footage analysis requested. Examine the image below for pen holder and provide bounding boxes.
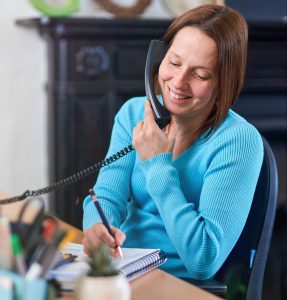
[0,270,54,300]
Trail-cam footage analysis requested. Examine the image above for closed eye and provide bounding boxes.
[169,61,180,67]
[193,72,209,81]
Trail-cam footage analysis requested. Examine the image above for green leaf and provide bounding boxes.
[88,243,119,277]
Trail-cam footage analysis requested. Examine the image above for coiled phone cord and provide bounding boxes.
[0,144,134,205]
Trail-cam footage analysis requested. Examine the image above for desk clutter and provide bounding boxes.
[0,197,167,300]
[0,197,74,300]
[48,242,167,291]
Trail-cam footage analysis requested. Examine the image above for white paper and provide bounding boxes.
[47,243,160,279]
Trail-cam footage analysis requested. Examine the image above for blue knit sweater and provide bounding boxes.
[83,96,263,280]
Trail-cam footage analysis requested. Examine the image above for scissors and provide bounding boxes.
[14,197,59,262]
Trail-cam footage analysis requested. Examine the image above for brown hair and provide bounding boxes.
[162,4,248,137]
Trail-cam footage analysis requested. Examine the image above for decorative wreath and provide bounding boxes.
[94,0,152,18]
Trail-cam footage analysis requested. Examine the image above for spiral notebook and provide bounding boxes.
[47,242,167,291]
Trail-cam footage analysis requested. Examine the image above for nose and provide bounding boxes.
[172,68,189,90]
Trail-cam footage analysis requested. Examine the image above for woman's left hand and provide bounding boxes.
[132,101,177,160]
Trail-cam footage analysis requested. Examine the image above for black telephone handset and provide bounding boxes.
[145,40,171,129]
[0,40,171,205]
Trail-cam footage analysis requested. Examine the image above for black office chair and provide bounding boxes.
[183,136,278,300]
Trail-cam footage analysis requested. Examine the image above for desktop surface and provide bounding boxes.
[0,196,222,300]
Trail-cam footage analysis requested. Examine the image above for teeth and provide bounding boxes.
[170,90,188,99]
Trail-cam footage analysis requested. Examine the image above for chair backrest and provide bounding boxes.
[215,136,278,300]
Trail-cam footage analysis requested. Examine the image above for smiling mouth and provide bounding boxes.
[169,89,191,103]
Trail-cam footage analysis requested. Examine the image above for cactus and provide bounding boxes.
[88,243,119,277]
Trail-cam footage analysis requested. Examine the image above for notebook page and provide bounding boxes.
[46,243,165,290]
[61,242,161,269]
[112,248,161,269]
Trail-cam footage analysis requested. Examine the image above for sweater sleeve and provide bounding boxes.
[140,125,264,279]
[82,99,139,231]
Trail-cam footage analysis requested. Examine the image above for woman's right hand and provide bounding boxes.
[82,222,126,257]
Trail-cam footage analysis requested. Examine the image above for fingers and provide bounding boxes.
[111,227,126,257]
[82,237,91,255]
[144,100,157,127]
[134,120,144,133]
[83,222,115,252]
[132,120,143,148]
[133,101,160,138]
[112,226,126,247]
[167,118,178,139]
[132,102,155,141]
[134,101,162,135]
[132,101,175,160]
[82,222,125,256]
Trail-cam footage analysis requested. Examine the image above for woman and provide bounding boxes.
[82,4,263,280]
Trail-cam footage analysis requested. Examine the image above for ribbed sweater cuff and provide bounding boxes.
[82,198,120,231]
[140,152,172,173]
[140,153,177,197]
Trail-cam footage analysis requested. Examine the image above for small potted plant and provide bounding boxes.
[75,243,130,300]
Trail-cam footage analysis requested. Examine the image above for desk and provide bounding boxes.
[0,197,222,300]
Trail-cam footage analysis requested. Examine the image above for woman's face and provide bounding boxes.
[158,26,218,123]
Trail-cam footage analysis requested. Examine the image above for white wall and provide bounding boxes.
[0,1,171,202]
[0,2,47,197]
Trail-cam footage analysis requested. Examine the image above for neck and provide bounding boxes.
[172,114,207,159]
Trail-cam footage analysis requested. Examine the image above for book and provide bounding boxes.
[46,243,167,291]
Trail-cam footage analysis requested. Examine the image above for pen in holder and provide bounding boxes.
[0,197,68,299]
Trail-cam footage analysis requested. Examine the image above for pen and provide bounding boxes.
[25,241,50,280]
[25,262,42,281]
[40,229,68,276]
[26,228,67,279]
[89,189,123,258]
[11,233,27,276]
